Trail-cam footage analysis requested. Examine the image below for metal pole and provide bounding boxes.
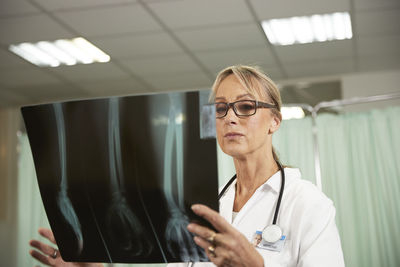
[314,92,400,112]
[311,110,323,190]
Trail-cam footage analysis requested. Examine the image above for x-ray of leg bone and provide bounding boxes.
[53,103,84,255]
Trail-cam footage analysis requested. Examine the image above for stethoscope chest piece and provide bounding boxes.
[262,224,282,243]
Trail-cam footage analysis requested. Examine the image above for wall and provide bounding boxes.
[341,69,400,112]
[0,108,20,267]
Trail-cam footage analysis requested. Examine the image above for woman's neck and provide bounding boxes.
[232,148,279,211]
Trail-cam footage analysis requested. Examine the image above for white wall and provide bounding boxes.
[0,108,20,267]
[341,69,400,112]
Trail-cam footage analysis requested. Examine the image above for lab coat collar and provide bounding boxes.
[261,169,282,194]
[261,167,301,193]
[219,168,302,224]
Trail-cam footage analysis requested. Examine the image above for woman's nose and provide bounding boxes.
[224,107,238,124]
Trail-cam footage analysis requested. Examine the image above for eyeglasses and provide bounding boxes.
[214,100,276,118]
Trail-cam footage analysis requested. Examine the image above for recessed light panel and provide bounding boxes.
[261,12,352,46]
[9,37,110,67]
[282,107,305,120]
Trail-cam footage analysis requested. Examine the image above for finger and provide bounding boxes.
[191,204,234,233]
[193,230,236,255]
[38,228,57,244]
[193,236,219,264]
[193,235,211,251]
[29,239,57,257]
[205,249,218,264]
[29,249,52,266]
[187,223,218,243]
[214,245,231,265]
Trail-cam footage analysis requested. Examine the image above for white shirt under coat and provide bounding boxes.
[169,168,345,267]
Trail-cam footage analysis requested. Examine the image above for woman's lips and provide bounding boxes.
[224,132,244,139]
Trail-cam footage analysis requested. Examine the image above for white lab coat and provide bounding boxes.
[169,168,345,267]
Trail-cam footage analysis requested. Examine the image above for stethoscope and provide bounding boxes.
[218,161,285,244]
[188,162,285,267]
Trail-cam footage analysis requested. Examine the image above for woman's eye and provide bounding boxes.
[239,104,254,111]
[215,105,226,113]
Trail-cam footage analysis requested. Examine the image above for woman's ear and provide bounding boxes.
[268,116,281,134]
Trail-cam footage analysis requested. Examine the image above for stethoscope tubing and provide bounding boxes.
[218,161,285,226]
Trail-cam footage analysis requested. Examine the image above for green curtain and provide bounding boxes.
[273,106,400,267]
[316,106,400,267]
[17,106,400,267]
[273,116,316,184]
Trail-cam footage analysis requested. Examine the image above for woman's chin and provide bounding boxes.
[221,146,248,159]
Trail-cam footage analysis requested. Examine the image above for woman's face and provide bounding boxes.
[215,74,279,159]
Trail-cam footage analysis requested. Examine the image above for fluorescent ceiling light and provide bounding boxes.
[8,37,110,67]
[281,107,305,120]
[261,12,352,46]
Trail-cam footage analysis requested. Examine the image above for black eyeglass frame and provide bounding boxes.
[214,100,276,118]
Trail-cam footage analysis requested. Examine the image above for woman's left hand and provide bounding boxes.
[188,204,264,267]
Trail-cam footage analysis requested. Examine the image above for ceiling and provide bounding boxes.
[0,0,399,108]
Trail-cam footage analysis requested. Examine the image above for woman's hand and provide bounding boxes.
[188,204,264,267]
[29,228,103,267]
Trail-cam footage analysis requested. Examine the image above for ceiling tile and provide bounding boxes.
[259,66,285,81]
[50,62,129,83]
[92,33,184,59]
[355,9,400,36]
[33,0,136,12]
[353,0,400,11]
[357,34,400,57]
[120,54,202,76]
[358,54,400,72]
[10,83,90,105]
[175,23,266,51]
[142,71,212,91]
[0,67,62,87]
[285,58,354,78]
[0,87,31,107]
[0,0,41,18]
[55,4,161,37]
[148,0,253,29]
[274,40,354,63]
[145,0,183,2]
[79,77,152,97]
[0,48,34,69]
[194,46,277,73]
[249,0,350,20]
[0,14,74,44]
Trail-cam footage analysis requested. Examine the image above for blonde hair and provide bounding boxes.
[209,65,283,163]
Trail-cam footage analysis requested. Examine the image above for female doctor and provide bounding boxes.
[29,65,345,267]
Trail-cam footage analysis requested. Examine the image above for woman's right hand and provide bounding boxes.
[29,228,103,267]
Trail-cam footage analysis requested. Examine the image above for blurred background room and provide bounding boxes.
[0,0,399,266]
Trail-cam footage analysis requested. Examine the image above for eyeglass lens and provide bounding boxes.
[215,101,256,117]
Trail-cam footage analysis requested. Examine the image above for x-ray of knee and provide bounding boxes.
[21,91,219,263]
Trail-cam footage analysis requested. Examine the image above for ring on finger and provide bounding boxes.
[208,245,216,257]
[207,232,217,243]
[50,248,58,259]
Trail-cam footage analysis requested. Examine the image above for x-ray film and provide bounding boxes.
[21,91,219,263]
